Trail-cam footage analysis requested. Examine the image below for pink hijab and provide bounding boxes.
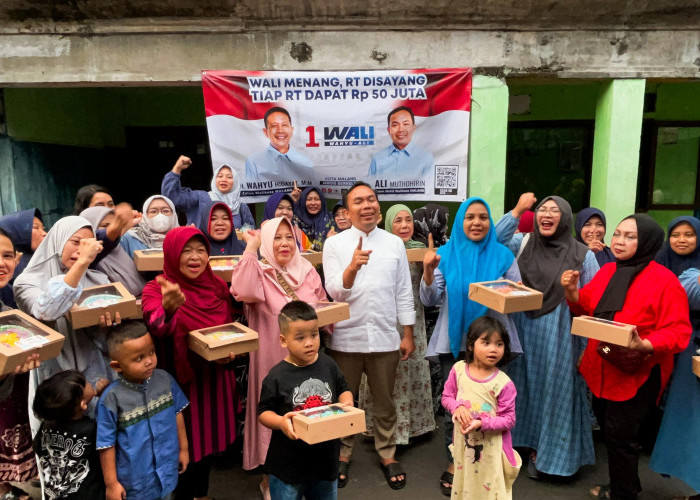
[259,217,313,290]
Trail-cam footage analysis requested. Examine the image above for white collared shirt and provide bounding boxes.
[322,225,416,353]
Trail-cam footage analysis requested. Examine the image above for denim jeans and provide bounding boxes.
[268,474,337,500]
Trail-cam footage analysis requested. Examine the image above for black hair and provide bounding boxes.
[73,184,110,215]
[278,300,318,334]
[387,106,415,127]
[464,316,511,367]
[0,228,15,254]
[342,181,378,209]
[264,107,292,128]
[33,370,86,422]
[107,320,150,358]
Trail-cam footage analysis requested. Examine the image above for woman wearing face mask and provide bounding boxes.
[0,228,41,500]
[263,192,312,251]
[229,217,327,498]
[293,187,333,251]
[142,227,239,500]
[496,194,599,479]
[0,209,47,307]
[358,205,436,447]
[80,207,147,298]
[649,216,700,500]
[120,195,179,258]
[575,207,615,267]
[162,155,255,229]
[197,201,246,257]
[13,216,119,433]
[562,215,691,500]
[421,198,523,496]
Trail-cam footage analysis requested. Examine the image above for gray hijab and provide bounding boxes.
[80,207,146,298]
[518,196,589,318]
[127,194,179,249]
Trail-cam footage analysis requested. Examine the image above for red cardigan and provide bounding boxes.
[568,261,691,402]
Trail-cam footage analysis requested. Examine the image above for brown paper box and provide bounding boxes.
[209,256,241,282]
[0,309,65,376]
[188,322,259,361]
[67,282,139,329]
[133,249,164,271]
[693,356,700,378]
[571,316,635,347]
[301,250,323,265]
[293,404,366,444]
[309,302,350,327]
[468,280,543,313]
[406,248,428,262]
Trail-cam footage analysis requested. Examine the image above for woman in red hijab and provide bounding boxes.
[142,226,238,500]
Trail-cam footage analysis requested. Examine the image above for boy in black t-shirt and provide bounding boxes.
[32,370,106,500]
[258,301,353,499]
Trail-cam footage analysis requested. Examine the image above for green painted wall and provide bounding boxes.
[508,82,600,122]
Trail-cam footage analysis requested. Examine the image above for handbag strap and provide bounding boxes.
[261,258,300,301]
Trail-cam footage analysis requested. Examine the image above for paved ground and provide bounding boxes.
[209,425,696,499]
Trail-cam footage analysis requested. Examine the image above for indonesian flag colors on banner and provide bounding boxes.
[201,69,471,202]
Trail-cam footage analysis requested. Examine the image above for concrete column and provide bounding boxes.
[468,75,509,218]
[590,79,645,227]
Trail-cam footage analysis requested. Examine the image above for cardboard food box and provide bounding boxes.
[293,404,366,444]
[133,248,164,272]
[209,256,241,282]
[571,316,635,347]
[693,356,700,378]
[0,309,65,375]
[468,280,543,313]
[406,248,428,262]
[67,282,139,329]
[310,302,350,327]
[188,322,259,361]
[301,250,323,265]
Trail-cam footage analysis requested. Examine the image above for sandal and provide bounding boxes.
[589,484,611,499]
[380,462,406,490]
[439,470,453,496]
[337,460,350,488]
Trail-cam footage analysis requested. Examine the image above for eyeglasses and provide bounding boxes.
[147,208,173,216]
[536,208,561,216]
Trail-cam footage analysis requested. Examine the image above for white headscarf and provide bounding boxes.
[209,164,242,215]
[127,195,179,249]
[80,207,147,298]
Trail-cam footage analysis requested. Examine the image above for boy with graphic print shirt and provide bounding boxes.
[258,301,353,498]
[96,322,189,500]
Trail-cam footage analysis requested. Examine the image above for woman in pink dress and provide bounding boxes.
[230,217,327,498]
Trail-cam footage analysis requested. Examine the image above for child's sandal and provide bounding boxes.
[338,461,350,488]
[439,470,453,496]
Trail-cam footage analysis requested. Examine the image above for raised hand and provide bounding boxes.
[290,181,302,203]
[242,229,262,252]
[173,155,192,174]
[350,237,372,272]
[512,192,537,218]
[422,234,441,286]
[587,240,605,253]
[157,275,186,316]
[77,238,104,265]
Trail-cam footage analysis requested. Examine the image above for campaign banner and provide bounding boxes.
[201,69,471,203]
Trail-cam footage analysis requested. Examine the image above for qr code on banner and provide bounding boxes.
[434,165,458,195]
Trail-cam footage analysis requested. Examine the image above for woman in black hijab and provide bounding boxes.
[563,214,692,500]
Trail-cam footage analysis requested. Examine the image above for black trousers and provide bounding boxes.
[594,365,661,500]
[175,456,212,500]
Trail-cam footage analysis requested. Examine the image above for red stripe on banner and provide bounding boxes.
[202,70,274,120]
[201,68,471,119]
[401,68,472,116]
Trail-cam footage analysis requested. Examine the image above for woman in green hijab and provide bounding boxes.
[359,204,436,444]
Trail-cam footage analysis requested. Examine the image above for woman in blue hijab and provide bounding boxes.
[293,187,333,251]
[650,215,700,497]
[420,197,522,496]
[575,207,615,267]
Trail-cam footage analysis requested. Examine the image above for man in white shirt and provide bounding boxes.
[322,181,415,490]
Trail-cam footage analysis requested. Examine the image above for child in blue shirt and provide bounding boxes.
[96,321,189,500]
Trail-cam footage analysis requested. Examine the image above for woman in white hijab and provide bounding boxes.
[80,207,147,298]
[13,216,117,430]
[120,195,180,258]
